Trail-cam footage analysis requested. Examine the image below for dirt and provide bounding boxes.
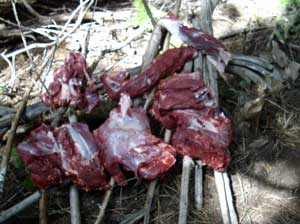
[1,0,300,224]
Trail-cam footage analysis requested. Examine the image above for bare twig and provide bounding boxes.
[3,0,93,59]
[120,208,146,224]
[194,160,203,210]
[142,0,156,27]
[11,0,33,62]
[143,179,157,224]
[0,191,41,223]
[39,190,47,224]
[67,113,81,224]
[178,156,194,224]
[70,185,81,224]
[20,0,46,20]
[94,178,115,224]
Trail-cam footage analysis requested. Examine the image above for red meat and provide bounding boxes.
[93,94,176,184]
[158,13,231,73]
[55,123,108,191]
[101,47,197,100]
[150,73,232,171]
[17,123,108,191]
[17,124,64,189]
[41,52,102,112]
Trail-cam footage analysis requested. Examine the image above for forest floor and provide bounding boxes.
[1,0,300,224]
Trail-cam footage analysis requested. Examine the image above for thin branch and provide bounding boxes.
[3,0,92,59]
[20,0,46,20]
[178,156,194,224]
[143,179,157,224]
[0,191,41,223]
[194,160,203,210]
[142,0,156,27]
[11,0,33,62]
[39,190,47,224]
[94,178,115,224]
[70,185,81,224]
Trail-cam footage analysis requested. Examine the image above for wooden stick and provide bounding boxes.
[68,114,81,224]
[142,0,156,27]
[0,191,41,223]
[194,160,203,210]
[178,156,193,224]
[143,179,157,224]
[70,185,81,224]
[120,208,146,224]
[214,172,238,224]
[20,0,47,20]
[94,178,115,224]
[39,189,47,224]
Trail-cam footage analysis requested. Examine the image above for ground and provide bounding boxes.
[1,0,300,224]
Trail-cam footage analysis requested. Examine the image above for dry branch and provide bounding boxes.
[0,191,41,222]
[142,0,156,27]
[70,185,81,224]
[194,160,203,210]
[2,0,94,59]
[120,208,146,224]
[94,178,115,224]
[39,190,47,224]
[178,156,194,224]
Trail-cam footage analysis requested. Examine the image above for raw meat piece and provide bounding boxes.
[151,72,216,129]
[101,47,197,100]
[17,124,64,189]
[17,123,108,191]
[55,123,108,191]
[158,13,231,73]
[171,109,231,171]
[41,51,102,112]
[150,73,232,171]
[93,94,176,184]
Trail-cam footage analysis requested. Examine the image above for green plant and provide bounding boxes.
[280,0,300,7]
[131,0,165,26]
[11,147,35,190]
[132,0,149,25]
[11,147,23,169]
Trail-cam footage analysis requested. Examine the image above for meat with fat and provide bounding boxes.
[17,124,64,189]
[17,123,108,191]
[158,13,231,73]
[93,94,176,184]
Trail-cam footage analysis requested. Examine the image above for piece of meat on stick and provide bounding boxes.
[150,72,232,171]
[93,94,176,185]
[101,47,197,100]
[17,123,108,191]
